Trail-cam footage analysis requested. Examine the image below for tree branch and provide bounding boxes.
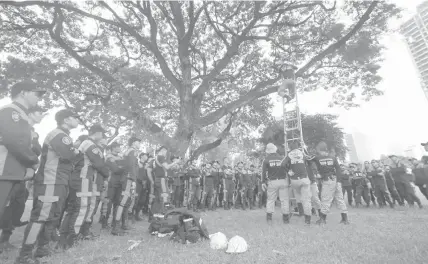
[197,75,281,127]
[296,1,378,77]
[189,113,235,161]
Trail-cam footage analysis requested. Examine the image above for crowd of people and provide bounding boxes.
[0,81,427,264]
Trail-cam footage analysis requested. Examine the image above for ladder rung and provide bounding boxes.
[287,138,301,141]
[286,127,299,131]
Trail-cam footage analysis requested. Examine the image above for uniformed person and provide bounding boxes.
[57,135,87,250]
[340,164,354,206]
[151,146,180,214]
[350,163,371,207]
[79,125,110,238]
[262,143,289,224]
[222,165,234,210]
[15,109,79,263]
[383,165,403,206]
[185,160,201,212]
[310,141,349,225]
[0,81,43,224]
[134,152,149,220]
[369,160,394,208]
[0,105,46,252]
[284,143,314,225]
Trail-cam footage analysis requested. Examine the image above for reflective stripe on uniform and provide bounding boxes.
[42,129,66,184]
[38,184,57,221]
[0,145,7,175]
[75,196,89,234]
[160,178,167,193]
[24,222,43,245]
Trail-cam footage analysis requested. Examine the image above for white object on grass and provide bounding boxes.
[127,240,142,251]
[209,232,228,250]
[226,235,248,253]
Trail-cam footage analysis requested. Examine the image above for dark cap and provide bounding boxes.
[128,136,141,147]
[89,124,106,136]
[10,81,46,98]
[388,155,397,158]
[421,142,428,146]
[29,105,47,113]
[55,109,79,124]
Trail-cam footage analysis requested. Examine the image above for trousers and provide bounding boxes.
[290,178,311,215]
[320,179,347,214]
[266,179,289,214]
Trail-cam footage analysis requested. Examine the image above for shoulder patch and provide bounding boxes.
[92,148,102,157]
[62,137,72,145]
[11,111,20,122]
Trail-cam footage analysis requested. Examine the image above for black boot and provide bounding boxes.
[340,213,350,225]
[134,209,143,221]
[311,208,316,216]
[282,214,290,224]
[266,213,273,224]
[317,209,321,216]
[100,215,107,229]
[297,203,304,217]
[304,215,311,225]
[316,212,326,225]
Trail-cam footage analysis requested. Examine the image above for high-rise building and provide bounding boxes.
[401,1,428,101]
[344,133,359,163]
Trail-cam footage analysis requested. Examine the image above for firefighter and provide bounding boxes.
[0,81,43,226]
[211,161,223,210]
[383,165,403,206]
[285,143,314,225]
[151,146,179,214]
[0,105,46,253]
[105,142,127,236]
[239,163,253,210]
[171,156,185,208]
[78,125,109,239]
[222,165,235,210]
[201,162,214,211]
[350,163,371,207]
[186,160,201,212]
[57,135,87,250]
[134,152,149,220]
[310,141,349,225]
[15,109,79,263]
[262,143,289,224]
[340,164,354,206]
[369,160,394,208]
[390,155,422,208]
[121,137,141,227]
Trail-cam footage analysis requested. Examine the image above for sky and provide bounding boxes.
[1,0,427,161]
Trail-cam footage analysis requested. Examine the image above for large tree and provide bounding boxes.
[0,1,400,157]
[260,113,347,160]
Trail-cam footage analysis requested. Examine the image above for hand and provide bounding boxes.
[131,182,136,190]
[23,168,35,181]
[288,171,295,177]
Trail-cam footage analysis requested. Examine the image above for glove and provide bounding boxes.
[131,182,136,190]
[288,171,295,177]
[103,180,108,191]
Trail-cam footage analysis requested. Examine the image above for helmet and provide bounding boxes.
[209,232,228,250]
[226,235,248,253]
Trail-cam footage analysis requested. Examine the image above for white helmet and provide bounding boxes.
[226,235,248,253]
[209,232,228,250]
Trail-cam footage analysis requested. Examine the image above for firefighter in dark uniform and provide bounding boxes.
[77,125,109,239]
[57,135,87,250]
[0,81,43,227]
[106,142,127,235]
[211,161,222,210]
[340,164,353,206]
[222,165,235,210]
[0,105,46,252]
[134,152,149,220]
[15,109,80,263]
[185,160,201,212]
[310,141,349,225]
[111,137,140,234]
[262,143,289,224]
[202,162,216,211]
[239,163,253,210]
[369,160,394,208]
[351,163,371,207]
[383,165,403,206]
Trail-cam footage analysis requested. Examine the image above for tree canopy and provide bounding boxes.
[260,113,347,160]
[0,1,400,157]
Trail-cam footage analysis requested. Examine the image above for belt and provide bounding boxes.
[269,177,286,181]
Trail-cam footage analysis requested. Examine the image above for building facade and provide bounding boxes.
[401,0,428,102]
[344,133,359,163]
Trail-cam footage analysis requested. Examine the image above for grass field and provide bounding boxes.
[2,196,428,264]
